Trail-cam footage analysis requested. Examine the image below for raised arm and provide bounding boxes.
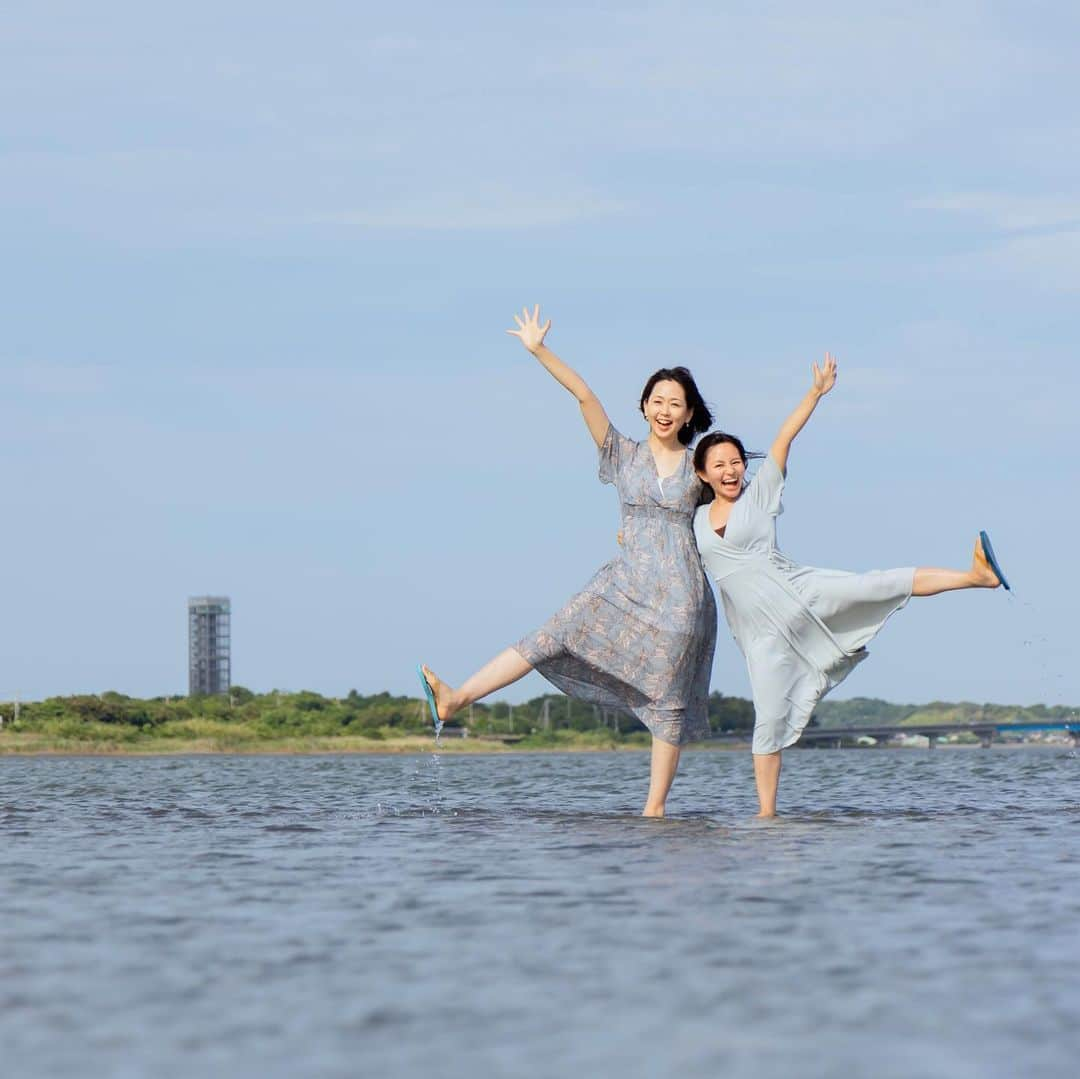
[769,352,838,474]
[507,305,611,447]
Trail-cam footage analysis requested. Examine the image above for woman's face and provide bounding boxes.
[697,442,746,502]
[643,379,692,441]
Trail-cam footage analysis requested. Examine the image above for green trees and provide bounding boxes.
[1,689,1075,748]
[707,693,755,733]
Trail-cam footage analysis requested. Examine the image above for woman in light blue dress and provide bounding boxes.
[692,354,1005,817]
[421,306,717,817]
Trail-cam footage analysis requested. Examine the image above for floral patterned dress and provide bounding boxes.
[515,424,717,745]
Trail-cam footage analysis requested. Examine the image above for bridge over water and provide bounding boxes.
[798,722,1080,748]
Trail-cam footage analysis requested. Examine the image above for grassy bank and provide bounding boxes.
[0,689,745,756]
[0,687,1072,756]
[0,712,670,756]
[0,724,686,756]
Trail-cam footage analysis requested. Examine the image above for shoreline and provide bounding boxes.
[0,737,1065,758]
[0,734,671,757]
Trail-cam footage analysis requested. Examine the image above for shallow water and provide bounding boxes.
[2,749,1079,1078]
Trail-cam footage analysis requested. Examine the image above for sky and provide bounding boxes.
[2,1,1078,707]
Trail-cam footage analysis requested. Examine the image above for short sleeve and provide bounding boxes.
[745,453,785,516]
[598,424,636,485]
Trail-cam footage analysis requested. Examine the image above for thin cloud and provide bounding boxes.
[912,192,1080,233]
[979,229,1080,291]
[320,192,634,230]
[912,195,1080,291]
[1,361,110,396]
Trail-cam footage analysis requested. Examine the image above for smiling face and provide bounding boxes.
[696,441,747,502]
[642,379,693,442]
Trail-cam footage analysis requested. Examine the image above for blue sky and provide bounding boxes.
[2,2,1078,707]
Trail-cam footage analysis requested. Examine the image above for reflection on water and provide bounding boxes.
[1,750,1078,1079]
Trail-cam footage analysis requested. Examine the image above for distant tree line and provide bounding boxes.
[0,689,1074,742]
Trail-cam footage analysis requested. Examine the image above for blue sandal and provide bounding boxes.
[978,530,1011,592]
[416,664,444,735]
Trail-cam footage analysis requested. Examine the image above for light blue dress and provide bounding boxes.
[515,424,717,745]
[693,455,914,754]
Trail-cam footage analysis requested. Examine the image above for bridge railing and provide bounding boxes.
[795,722,1079,747]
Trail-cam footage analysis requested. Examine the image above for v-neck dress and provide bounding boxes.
[515,424,717,745]
[693,454,914,754]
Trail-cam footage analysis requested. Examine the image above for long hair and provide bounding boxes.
[638,367,713,446]
[692,431,764,505]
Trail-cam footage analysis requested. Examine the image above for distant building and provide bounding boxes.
[188,596,231,696]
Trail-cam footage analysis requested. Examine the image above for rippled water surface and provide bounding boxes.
[2,749,1079,1078]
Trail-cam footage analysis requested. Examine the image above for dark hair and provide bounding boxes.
[638,367,713,446]
[692,431,764,504]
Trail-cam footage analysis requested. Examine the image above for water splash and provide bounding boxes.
[1006,594,1071,711]
[408,748,446,816]
[429,751,444,813]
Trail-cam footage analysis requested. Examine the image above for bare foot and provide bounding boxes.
[755,811,777,819]
[972,536,1002,588]
[420,665,458,721]
[642,805,665,818]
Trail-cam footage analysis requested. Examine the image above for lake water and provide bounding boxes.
[2,748,1078,1078]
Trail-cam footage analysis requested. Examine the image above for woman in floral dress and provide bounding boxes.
[421,306,717,816]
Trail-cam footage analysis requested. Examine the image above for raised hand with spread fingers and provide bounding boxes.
[505,304,610,447]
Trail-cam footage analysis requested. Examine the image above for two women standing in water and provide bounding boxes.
[421,308,1008,817]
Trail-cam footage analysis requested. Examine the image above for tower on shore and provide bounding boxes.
[188,596,231,696]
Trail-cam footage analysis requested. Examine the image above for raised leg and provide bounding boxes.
[421,648,533,721]
[753,751,782,818]
[912,536,1002,596]
[643,737,681,817]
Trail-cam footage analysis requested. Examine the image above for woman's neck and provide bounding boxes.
[648,432,682,455]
